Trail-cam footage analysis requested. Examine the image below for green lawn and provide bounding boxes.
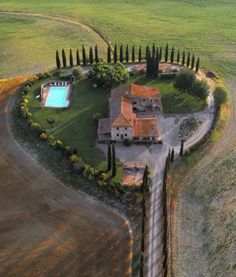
[28,77,110,167]
[0,1,236,78]
[130,75,206,113]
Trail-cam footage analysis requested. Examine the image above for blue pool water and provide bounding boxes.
[45,86,70,108]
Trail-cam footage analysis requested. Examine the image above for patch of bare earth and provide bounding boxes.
[0,78,132,277]
[170,77,236,277]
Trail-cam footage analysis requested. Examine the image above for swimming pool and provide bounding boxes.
[45,86,70,108]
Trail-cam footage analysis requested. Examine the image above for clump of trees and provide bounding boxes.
[174,68,209,99]
[72,66,83,80]
[214,85,228,106]
[88,61,129,88]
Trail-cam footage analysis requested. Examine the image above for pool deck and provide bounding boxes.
[41,81,72,108]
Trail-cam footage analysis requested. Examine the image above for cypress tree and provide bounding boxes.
[142,165,148,192]
[151,46,155,76]
[165,43,169,62]
[179,139,184,156]
[187,52,191,67]
[107,45,111,64]
[196,57,200,73]
[146,49,151,77]
[191,54,195,69]
[69,49,73,67]
[56,50,61,69]
[125,45,129,63]
[171,148,175,163]
[182,51,186,66]
[132,46,135,63]
[159,46,162,61]
[89,47,94,64]
[82,45,86,66]
[62,48,67,67]
[95,45,99,63]
[119,44,124,63]
[170,47,174,64]
[177,49,180,64]
[152,43,156,59]
[76,49,80,66]
[145,45,150,61]
[114,44,118,64]
[138,46,142,62]
[112,144,117,177]
[154,48,159,79]
[107,143,112,171]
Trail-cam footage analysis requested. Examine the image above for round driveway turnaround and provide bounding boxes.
[0,78,132,277]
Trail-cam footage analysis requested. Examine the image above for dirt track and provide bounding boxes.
[0,78,132,276]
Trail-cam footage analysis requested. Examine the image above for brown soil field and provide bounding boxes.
[0,78,132,276]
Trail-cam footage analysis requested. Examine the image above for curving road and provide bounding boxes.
[0,78,132,276]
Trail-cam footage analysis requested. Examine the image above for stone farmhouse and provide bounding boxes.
[98,84,162,143]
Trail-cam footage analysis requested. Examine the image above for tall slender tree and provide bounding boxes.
[119,44,124,63]
[177,49,180,64]
[159,46,162,61]
[152,43,156,59]
[196,57,200,73]
[165,43,169,62]
[132,46,135,63]
[146,45,150,61]
[170,47,174,63]
[107,45,111,64]
[89,47,94,64]
[191,54,195,69]
[171,148,175,163]
[179,139,184,156]
[182,51,186,66]
[142,165,149,193]
[82,45,86,66]
[107,143,112,171]
[56,50,61,69]
[154,49,159,79]
[69,49,73,67]
[62,48,67,67]
[112,144,116,177]
[125,45,129,63]
[95,45,99,63]
[114,44,118,64]
[76,49,80,66]
[186,52,191,67]
[146,49,151,77]
[138,46,142,62]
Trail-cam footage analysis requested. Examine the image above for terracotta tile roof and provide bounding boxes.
[134,117,160,138]
[130,84,160,99]
[112,96,136,127]
[159,63,172,71]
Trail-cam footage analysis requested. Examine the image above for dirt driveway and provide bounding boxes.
[0,78,132,277]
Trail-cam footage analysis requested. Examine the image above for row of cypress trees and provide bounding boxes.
[56,45,99,68]
[56,43,200,73]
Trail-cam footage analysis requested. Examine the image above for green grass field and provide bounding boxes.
[0,0,236,77]
[28,74,203,167]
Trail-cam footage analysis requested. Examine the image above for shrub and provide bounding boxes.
[191,79,209,98]
[70,154,80,162]
[72,66,83,80]
[123,138,132,146]
[92,113,102,121]
[30,122,41,130]
[88,61,128,88]
[160,72,176,80]
[48,135,56,146]
[214,85,228,106]
[47,117,56,126]
[40,132,48,140]
[174,68,196,91]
